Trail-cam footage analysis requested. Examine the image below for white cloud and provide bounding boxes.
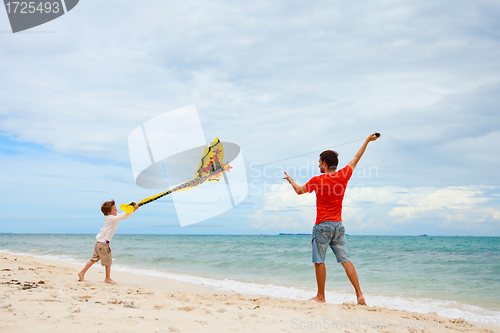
[344,185,500,227]
[388,186,500,227]
[2,0,500,234]
[250,183,315,231]
[1,0,500,168]
[251,184,500,233]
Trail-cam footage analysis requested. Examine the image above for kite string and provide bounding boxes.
[249,137,366,169]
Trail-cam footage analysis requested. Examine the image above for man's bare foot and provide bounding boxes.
[357,294,366,305]
[309,295,326,303]
[104,278,116,284]
[78,272,84,281]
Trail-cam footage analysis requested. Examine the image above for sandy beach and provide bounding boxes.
[0,252,498,333]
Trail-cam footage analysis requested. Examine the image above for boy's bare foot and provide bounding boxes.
[78,272,84,281]
[309,295,326,303]
[104,278,116,284]
[357,294,366,305]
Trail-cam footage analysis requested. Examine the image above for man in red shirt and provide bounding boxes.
[284,133,380,305]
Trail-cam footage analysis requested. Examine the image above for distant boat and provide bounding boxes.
[279,233,311,235]
[419,234,428,237]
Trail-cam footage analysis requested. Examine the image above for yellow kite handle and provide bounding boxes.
[120,202,136,213]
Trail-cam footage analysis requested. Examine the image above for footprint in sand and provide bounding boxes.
[177,306,195,312]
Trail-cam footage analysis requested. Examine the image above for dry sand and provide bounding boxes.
[1,252,498,333]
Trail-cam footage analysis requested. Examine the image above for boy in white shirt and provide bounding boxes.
[78,200,138,284]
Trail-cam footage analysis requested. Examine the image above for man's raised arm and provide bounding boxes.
[347,133,380,171]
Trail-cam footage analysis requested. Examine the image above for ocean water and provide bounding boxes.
[1,234,499,322]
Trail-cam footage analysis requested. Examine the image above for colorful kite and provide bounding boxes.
[120,138,232,213]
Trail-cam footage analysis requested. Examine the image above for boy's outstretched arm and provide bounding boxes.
[347,133,380,171]
[283,172,308,195]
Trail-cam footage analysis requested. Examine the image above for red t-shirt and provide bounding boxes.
[305,165,353,224]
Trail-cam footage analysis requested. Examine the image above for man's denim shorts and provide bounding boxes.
[312,221,350,264]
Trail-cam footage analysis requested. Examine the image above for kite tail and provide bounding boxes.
[119,174,211,213]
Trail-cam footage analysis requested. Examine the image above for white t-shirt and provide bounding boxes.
[95,212,134,243]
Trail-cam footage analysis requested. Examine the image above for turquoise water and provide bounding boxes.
[1,234,499,319]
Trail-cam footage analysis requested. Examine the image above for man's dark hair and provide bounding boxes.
[319,150,339,170]
[101,200,116,215]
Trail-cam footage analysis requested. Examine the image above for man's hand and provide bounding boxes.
[367,132,380,142]
[284,172,307,194]
[283,172,293,182]
[133,204,139,212]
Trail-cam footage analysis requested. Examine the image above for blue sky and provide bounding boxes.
[1,0,499,236]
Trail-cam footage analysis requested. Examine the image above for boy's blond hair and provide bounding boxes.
[101,200,116,215]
